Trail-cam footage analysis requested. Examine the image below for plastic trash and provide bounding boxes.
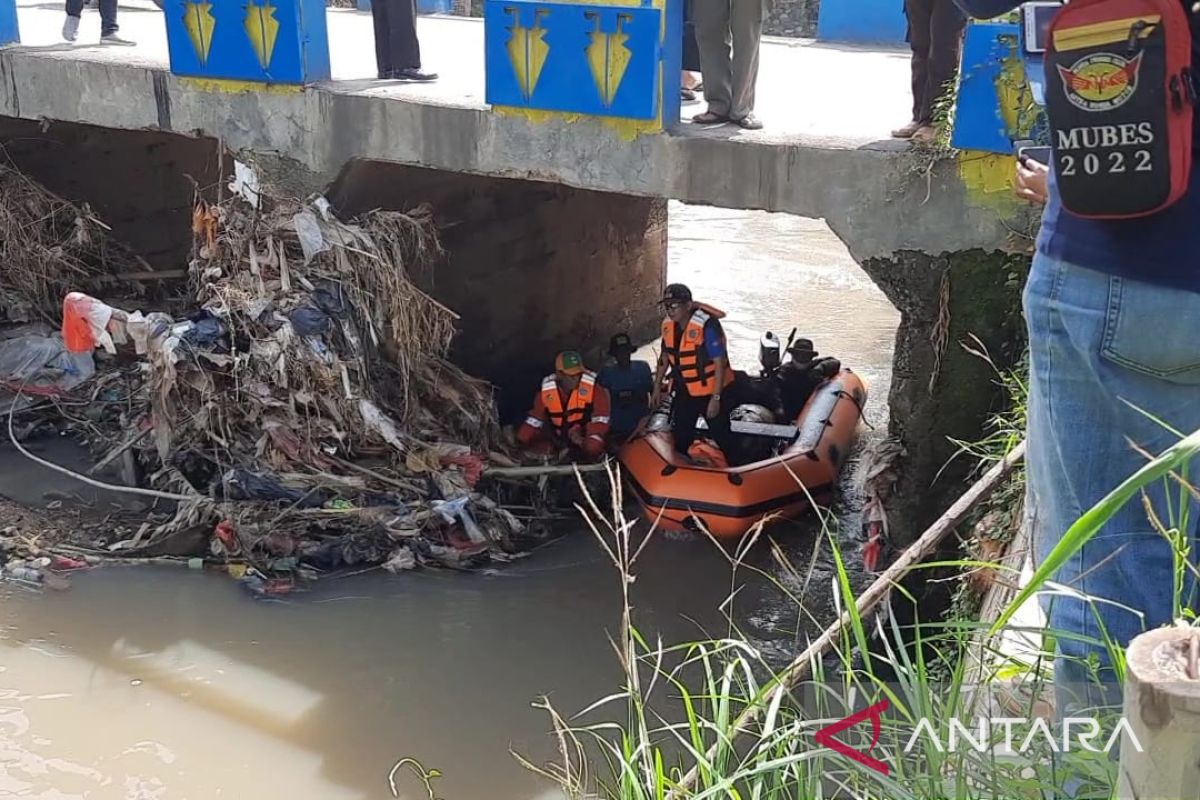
[311,282,348,318]
[50,555,89,571]
[62,292,120,354]
[228,160,262,209]
[221,470,329,508]
[293,210,329,265]
[383,548,417,573]
[360,400,407,453]
[5,566,42,583]
[179,312,226,351]
[0,333,95,395]
[431,497,487,544]
[288,306,330,337]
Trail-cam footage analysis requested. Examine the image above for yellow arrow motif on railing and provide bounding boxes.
[585,12,632,107]
[505,7,549,100]
[183,1,216,64]
[244,1,280,70]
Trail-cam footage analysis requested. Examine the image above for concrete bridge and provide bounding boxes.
[0,0,1036,541]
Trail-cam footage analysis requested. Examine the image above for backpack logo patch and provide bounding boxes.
[1057,51,1144,112]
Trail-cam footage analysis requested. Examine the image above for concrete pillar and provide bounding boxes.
[860,248,1028,544]
[328,161,667,418]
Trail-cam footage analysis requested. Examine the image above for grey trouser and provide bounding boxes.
[694,0,770,120]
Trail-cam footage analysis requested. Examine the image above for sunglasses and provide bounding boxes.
[663,301,685,311]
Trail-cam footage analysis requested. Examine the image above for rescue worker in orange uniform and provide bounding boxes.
[650,283,742,458]
[517,350,612,461]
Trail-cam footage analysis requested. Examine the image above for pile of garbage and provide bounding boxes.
[0,165,561,595]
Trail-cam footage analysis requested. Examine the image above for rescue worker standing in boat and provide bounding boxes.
[517,350,612,462]
[650,283,741,457]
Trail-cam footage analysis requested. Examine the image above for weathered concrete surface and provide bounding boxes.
[869,249,1029,540]
[0,1,1032,263]
[329,162,666,416]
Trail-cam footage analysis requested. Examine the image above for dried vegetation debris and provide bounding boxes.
[0,163,562,595]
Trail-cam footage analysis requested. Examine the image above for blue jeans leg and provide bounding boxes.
[99,0,117,36]
[1023,253,1200,717]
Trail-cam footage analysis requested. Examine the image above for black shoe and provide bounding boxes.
[393,68,438,82]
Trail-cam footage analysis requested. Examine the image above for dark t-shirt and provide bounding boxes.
[598,361,654,433]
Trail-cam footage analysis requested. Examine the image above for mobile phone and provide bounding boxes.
[1020,2,1061,55]
[1017,144,1052,166]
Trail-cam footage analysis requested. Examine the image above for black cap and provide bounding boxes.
[660,283,693,305]
[609,332,634,355]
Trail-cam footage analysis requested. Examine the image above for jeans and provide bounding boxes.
[1024,253,1200,717]
[66,0,117,36]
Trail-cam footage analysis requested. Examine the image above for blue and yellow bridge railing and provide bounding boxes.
[484,0,684,138]
[0,0,18,47]
[951,20,1049,206]
[163,0,331,86]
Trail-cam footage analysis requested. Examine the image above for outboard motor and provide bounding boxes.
[759,331,782,376]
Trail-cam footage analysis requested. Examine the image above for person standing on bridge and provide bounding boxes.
[61,0,134,46]
[370,0,438,82]
[691,0,773,129]
[892,0,965,142]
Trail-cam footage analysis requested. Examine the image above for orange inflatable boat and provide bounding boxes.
[618,370,867,539]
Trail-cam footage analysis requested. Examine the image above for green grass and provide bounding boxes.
[516,392,1200,799]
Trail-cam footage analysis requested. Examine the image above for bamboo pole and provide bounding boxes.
[485,463,608,477]
[666,441,1026,799]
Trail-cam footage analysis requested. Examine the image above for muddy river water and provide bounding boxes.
[0,204,899,800]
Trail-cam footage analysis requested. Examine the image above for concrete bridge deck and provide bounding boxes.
[0,0,1019,261]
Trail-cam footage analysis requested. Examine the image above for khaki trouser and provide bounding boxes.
[694,0,772,120]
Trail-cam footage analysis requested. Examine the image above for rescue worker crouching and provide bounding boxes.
[773,338,841,422]
[650,283,742,458]
[517,350,612,462]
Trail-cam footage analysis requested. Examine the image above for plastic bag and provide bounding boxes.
[0,333,95,394]
[293,210,329,265]
[62,292,119,354]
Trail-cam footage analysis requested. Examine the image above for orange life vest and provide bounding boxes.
[540,371,598,433]
[661,303,735,398]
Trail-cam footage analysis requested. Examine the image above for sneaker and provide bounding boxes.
[101,33,137,46]
[62,14,80,42]
[891,120,922,139]
[393,68,437,82]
